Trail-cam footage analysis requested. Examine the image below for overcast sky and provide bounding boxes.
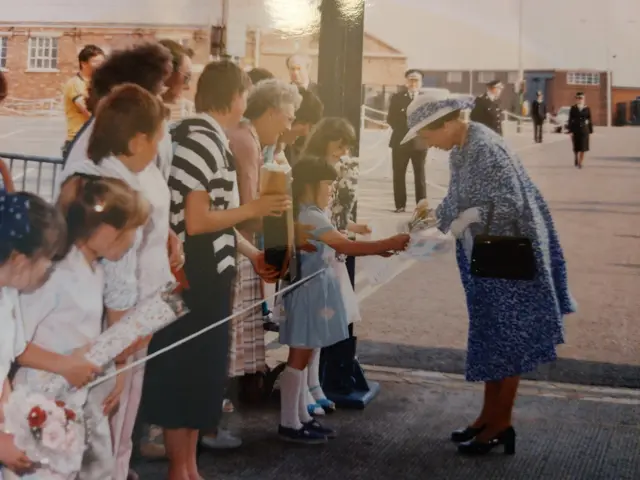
[3,0,639,86]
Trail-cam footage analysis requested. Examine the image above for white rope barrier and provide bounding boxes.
[86,267,327,389]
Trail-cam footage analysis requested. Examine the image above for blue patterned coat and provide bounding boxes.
[436,122,576,382]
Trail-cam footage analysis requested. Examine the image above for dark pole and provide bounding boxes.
[316,0,380,409]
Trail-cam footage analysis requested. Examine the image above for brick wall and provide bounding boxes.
[546,71,607,126]
[1,26,210,101]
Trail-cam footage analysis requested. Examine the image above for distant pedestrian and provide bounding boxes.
[568,92,593,169]
[62,45,105,158]
[531,91,546,143]
[470,80,503,136]
[284,54,318,165]
[387,69,427,213]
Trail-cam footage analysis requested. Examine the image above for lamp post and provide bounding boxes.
[516,0,524,133]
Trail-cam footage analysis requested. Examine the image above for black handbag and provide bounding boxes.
[470,203,536,281]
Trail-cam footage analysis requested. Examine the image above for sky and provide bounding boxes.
[3,0,639,86]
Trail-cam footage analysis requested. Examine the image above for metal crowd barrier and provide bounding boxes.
[0,152,64,201]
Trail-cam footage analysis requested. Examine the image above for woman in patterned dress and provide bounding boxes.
[401,93,576,456]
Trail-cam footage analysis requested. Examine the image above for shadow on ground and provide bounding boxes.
[135,378,640,480]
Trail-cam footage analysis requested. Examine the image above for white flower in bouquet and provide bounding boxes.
[4,386,85,475]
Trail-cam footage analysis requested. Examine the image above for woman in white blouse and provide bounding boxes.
[0,191,66,477]
[14,174,151,480]
[59,79,180,480]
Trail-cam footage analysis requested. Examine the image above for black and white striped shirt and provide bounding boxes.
[169,113,239,274]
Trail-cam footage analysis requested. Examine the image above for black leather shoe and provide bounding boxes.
[450,425,486,443]
[457,426,516,456]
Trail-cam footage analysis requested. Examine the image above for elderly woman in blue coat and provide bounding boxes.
[402,93,576,456]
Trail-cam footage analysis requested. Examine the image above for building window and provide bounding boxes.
[0,37,7,69]
[477,71,495,83]
[446,71,462,83]
[507,71,519,84]
[567,72,600,86]
[27,36,59,71]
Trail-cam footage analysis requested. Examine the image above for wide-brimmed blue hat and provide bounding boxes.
[401,92,475,145]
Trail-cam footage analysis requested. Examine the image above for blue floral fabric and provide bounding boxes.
[436,122,576,382]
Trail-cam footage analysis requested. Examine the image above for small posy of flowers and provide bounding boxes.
[403,199,438,234]
[4,388,85,475]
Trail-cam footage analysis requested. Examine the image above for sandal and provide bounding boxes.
[314,397,336,414]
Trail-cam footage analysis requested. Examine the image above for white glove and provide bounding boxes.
[450,207,482,238]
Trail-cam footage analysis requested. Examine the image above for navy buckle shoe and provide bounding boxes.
[278,425,328,445]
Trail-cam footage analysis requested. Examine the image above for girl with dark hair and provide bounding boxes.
[13,175,150,480]
[0,191,66,478]
[277,159,409,444]
[298,117,368,415]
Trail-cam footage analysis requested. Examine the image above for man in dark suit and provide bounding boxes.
[285,54,319,165]
[531,91,547,143]
[387,69,427,213]
[470,79,504,135]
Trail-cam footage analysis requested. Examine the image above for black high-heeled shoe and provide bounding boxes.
[450,425,486,443]
[457,426,516,456]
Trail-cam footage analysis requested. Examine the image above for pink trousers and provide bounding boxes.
[110,348,146,480]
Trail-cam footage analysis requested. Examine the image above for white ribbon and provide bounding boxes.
[85,267,326,389]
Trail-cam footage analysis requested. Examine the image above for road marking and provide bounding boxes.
[12,167,36,181]
[0,128,29,139]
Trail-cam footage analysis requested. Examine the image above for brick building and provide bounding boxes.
[417,69,610,126]
[0,24,211,101]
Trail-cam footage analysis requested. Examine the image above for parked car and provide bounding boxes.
[551,106,571,133]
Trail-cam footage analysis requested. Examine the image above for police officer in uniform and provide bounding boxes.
[470,79,504,135]
[387,69,427,213]
[568,92,593,169]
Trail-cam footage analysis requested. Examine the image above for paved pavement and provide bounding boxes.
[137,367,640,480]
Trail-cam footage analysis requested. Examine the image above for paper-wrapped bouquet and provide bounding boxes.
[2,283,188,477]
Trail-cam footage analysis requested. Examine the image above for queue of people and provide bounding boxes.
[0,38,576,480]
[0,42,409,480]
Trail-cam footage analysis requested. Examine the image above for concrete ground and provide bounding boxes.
[2,116,639,479]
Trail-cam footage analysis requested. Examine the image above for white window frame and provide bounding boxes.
[477,71,495,83]
[566,71,600,86]
[27,36,59,72]
[446,71,463,83]
[0,37,7,70]
[507,71,519,84]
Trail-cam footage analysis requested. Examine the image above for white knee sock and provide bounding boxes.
[280,366,303,429]
[298,369,314,424]
[308,348,326,401]
[305,368,325,415]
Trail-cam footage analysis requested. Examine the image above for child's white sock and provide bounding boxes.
[308,348,327,401]
[280,366,303,430]
[305,368,325,415]
[298,368,314,424]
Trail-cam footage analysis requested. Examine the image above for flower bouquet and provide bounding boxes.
[3,389,84,476]
[398,199,438,234]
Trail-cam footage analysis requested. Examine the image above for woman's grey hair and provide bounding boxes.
[244,79,302,120]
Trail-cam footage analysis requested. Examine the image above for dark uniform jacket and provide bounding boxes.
[531,100,547,123]
[470,93,503,135]
[568,105,593,135]
[387,88,417,148]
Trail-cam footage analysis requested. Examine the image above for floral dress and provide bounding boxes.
[436,122,576,382]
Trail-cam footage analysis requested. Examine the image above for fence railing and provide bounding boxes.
[0,152,63,201]
[0,96,63,117]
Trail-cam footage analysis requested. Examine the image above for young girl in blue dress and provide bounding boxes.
[278,159,409,444]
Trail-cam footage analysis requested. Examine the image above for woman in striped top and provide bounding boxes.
[142,61,290,480]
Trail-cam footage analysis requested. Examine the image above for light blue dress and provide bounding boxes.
[436,122,576,382]
[279,204,349,349]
